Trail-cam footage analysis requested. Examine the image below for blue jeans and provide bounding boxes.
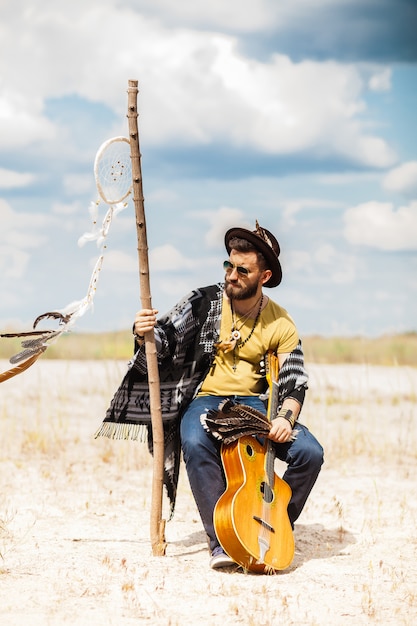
[180,394,324,552]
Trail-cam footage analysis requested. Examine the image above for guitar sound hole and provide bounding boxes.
[260,481,274,504]
[246,444,254,457]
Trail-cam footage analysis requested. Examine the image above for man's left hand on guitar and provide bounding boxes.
[268,397,301,443]
[268,417,294,443]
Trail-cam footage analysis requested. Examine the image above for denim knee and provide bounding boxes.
[180,396,220,462]
[288,425,324,469]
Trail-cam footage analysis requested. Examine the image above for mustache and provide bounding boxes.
[224,278,258,301]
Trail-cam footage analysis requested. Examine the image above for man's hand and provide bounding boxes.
[134,308,158,337]
[267,395,301,444]
[268,417,294,443]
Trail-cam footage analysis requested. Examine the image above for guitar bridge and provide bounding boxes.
[253,515,275,534]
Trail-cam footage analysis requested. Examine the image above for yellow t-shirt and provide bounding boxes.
[199,295,298,396]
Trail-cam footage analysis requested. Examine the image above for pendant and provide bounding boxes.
[226,330,240,353]
[215,330,241,355]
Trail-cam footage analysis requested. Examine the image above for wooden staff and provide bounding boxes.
[127,79,166,556]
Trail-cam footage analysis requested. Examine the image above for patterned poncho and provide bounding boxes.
[95,283,308,515]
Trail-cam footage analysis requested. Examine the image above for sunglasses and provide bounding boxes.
[223,260,250,276]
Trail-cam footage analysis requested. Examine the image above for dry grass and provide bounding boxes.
[303,333,417,367]
[0,359,416,625]
[1,331,417,366]
[0,330,134,361]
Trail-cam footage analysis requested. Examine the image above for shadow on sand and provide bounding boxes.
[169,523,356,574]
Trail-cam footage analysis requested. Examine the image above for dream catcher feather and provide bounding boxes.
[0,136,132,383]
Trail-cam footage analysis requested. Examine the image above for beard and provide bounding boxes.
[224,276,260,301]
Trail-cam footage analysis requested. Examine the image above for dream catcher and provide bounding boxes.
[0,136,132,383]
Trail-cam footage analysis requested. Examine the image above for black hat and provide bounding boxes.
[224,220,282,287]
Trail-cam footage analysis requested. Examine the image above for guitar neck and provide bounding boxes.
[265,354,280,486]
[265,350,279,424]
[267,380,280,423]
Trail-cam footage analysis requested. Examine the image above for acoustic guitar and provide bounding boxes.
[213,351,295,572]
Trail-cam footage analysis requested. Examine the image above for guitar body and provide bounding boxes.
[214,435,295,572]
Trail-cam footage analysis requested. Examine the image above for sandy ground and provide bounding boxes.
[0,358,416,625]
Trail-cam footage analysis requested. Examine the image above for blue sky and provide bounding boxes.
[1,0,416,339]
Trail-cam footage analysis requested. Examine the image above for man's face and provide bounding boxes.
[224,250,267,301]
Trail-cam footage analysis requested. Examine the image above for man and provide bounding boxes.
[96,221,323,569]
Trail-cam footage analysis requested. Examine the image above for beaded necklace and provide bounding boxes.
[230,295,264,371]
[215,294,264,363]
[230,295,263,344]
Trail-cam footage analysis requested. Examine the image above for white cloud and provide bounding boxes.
[150,244,195,271]
[146,188,181,206]
[368,67,391,92]
[288,245,356,284]
[344,200,417,250]
[0,198,54,281]
[118,0,392,37]
[0,167,35,189]
[314,244,357,284]
[350,134,395,168]
[282,201,304,229]
[315,171,379,185]
[1,199,51,245]
[104,249,137,272]
[383,161,417,195]
[131,0,272,30]
[195,207,249,248]
[52,201,83,216]
[281,197,346,230]
[0,202,36,278]
[0,91,56,149]
[0,3,396,168]
[286,250,312,274]
[0,245,30,279]
[149,240,222,279]
[63,174,95,196]
[0,1,414,337]
[315,243,336,265]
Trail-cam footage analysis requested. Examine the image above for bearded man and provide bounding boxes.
[97,221,324,569]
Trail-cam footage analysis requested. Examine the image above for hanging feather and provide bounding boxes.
[0,350,46,384]
[78,201,127,248]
